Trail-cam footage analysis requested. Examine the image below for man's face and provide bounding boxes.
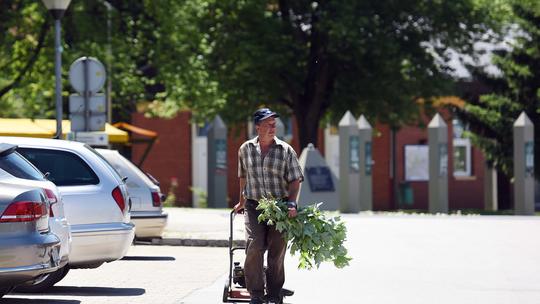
[256,117,276,139]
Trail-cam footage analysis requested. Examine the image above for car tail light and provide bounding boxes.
[151,191,161,207]
[0,201,48,222]
[112,186,126,212]
[43,188,58,217]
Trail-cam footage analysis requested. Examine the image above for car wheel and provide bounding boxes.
[0,286,13,298]
[15,265,68,293]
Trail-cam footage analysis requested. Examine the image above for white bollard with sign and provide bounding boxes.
[207,115,228,208]
[339,111,360,213]
[428,114,448,214]
[513,112,535,215]
[358,115,373,211]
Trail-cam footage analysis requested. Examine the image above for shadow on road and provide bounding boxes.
[121,256,176,261]
[12,286,146,297]
[1,298,81,304]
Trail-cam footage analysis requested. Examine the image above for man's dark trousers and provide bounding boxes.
[244,199,287,300]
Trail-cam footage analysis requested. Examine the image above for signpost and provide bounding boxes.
[68,57,107,133]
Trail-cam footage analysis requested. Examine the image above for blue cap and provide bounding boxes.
[253,108,279,125]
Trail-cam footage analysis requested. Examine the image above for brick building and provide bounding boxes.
[130,109,485,211]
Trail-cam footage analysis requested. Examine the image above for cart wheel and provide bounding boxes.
[223,281,230,302]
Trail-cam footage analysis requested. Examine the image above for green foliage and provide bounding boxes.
[197,0,505,147]
[189,187,208,208]
[458,1,540,178]
[163,177,178,207]
[0,0,221,122]
[0,0,508,148]
[256,198,351,269]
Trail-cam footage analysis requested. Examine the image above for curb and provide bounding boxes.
[135,238,246,248]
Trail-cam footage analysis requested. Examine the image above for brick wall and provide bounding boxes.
[129,110,485,211]
[227,125,247,207]
[372,123,392,210]
[131,111,192,207]
[388,111,485,211]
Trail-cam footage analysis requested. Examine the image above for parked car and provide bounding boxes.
[0,143,71,292]
[0,137,134,276]
[0,181,61,298]
[96,149,168,239]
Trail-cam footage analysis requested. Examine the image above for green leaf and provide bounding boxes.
[256,198,352,270]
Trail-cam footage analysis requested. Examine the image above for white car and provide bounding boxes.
[0,137,134,278]
[96,149,168,239]
[0,143,71,292]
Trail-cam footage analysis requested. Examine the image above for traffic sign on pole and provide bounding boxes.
[68,57,107,133]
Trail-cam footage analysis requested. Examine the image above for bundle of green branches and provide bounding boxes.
[256,198,351,269]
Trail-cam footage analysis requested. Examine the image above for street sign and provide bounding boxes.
[67,132,109,146]
[70,114,107,132]
[69,94,106,113]
[69,57,106,94]
[69,94,106,132]
[68,57,107,132]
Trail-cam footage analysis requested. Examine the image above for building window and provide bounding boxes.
[452,119,472,177]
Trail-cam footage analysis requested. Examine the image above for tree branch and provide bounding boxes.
[278,0,308,44]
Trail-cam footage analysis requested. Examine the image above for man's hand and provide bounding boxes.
[288,207,297,218]
[233,201,245,214]
[287,201,297,218]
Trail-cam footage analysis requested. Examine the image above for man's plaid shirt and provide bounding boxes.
[238,136,304,201]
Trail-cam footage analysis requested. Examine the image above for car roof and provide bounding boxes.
[0,136,87,149]
[95,148,160,189]
[95,148,118,156]
[0,143,17,156]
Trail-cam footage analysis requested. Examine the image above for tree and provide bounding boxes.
[0,1,218,122]
[457,0,540,179]
[191,0,503,148]
[1,0,503,149]
[0,1,54,117]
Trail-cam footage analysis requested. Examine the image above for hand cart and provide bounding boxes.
[223,210,294,303]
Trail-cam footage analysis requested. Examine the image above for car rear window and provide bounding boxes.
[84,145,125,182]
[0,151,45,181]
[17,148,99,186]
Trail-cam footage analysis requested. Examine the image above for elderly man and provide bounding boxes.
[234,108,304,304]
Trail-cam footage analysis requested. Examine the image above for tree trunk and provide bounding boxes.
[295,108,322,150]
[285,7,333,150]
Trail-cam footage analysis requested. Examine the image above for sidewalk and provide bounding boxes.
[142,207,245,247]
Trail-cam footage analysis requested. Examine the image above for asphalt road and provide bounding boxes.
[3,245,228,304]
[185,214,540,304]
[4,213,540,304]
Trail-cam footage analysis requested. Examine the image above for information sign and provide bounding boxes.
[306,166,335,192]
